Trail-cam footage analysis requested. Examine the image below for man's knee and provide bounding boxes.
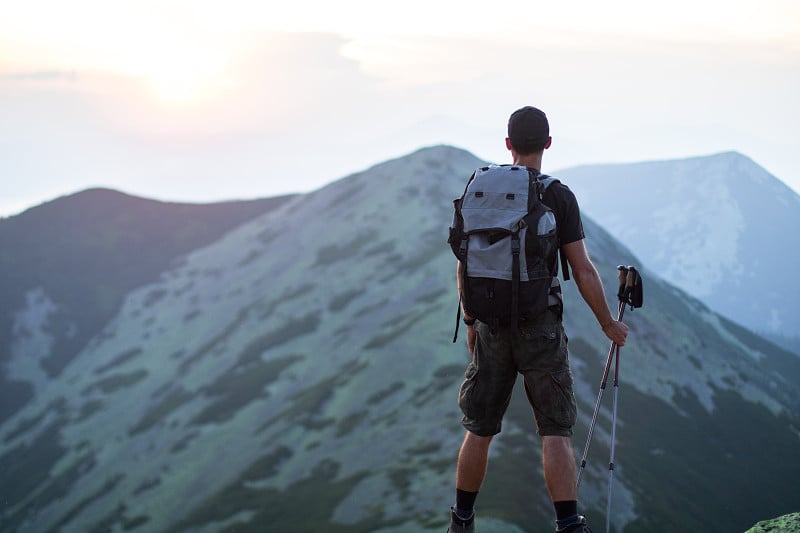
[542,435,574,458]
[464,431,494,446]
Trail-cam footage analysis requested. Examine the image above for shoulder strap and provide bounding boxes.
[530,173,571,281]
[539,175,558,190]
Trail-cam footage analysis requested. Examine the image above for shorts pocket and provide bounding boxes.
[458,363,479,417]
[548,369,577,429]
[519,323,559,342]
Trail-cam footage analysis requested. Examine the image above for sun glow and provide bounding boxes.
[139,48,232,106]
[0,2,236,107]
[83,25,237,107]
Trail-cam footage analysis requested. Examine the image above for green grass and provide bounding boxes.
[366,382,405,405]
[94,347,144,374]
[313,231,375,267]
[81,369,148,396]
[178,307,252,373]
[1,421,70,510]
[336,410,369,438]
[328,288,366,312]
[192,354,302,425]
[45,473,126,533]
[129,388,196,435]
[746,513,800,532]
[234,313,319,367]
[173,458,399,533]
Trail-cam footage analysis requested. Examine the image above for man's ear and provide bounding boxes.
[505,137,513,151]
[544,136,552,150]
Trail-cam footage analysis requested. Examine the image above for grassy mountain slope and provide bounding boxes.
[0,189,295,426]
[1,147,798,532]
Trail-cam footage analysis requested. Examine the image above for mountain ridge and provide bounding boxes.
[554,150,800,353]
[0,188,296,424]
[1,145,798,532]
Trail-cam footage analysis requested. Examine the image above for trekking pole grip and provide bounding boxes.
[616,265,629,305]
[626,268,637,290]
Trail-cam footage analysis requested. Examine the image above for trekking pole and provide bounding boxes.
[604,267,640,533]
[606,341,621,533]
[575,267,628,490]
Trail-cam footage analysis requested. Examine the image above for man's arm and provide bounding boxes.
[561,240,628,346]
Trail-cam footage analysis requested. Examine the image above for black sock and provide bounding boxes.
[455,489,478,518]
[554,500,578,525]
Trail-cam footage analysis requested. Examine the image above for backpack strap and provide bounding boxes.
[510,228,521,330]
[537,174,571,282]
[559,243,571,281]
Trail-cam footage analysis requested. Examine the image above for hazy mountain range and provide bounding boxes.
[1,146,798,532]
[556,151,800,354]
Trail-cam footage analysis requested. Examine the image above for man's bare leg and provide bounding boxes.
[449,431,494,529]
[542,435,578,500]
[544,435,589,530]
[456,431,494,491]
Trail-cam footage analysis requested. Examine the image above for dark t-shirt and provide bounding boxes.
[541,178,585,246]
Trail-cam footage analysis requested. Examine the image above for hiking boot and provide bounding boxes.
[447,506,475,533]
[556,515,592,532]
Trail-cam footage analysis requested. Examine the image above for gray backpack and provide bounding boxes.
[448,165,569,339]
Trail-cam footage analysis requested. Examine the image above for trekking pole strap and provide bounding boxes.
[617,265,644,309]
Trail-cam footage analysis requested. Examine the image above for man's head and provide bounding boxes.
[507,106,551,155]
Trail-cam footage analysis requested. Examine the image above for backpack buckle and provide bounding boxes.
[510,232,520,255]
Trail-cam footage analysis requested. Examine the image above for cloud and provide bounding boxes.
[0,31,406,215]
[0,70,78,82]
[1,26,798,218]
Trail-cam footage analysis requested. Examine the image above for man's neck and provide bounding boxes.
[512,153,544,172]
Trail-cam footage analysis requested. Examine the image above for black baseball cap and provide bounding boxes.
[507,106,550,147]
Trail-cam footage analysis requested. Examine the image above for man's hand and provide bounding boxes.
[602,320,629,346]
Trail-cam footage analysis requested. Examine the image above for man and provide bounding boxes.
[448,106,629,533]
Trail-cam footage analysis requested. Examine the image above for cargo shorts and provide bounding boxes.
[458,309,577,437]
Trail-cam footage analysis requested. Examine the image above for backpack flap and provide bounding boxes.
[461,165,529,235]
[461,166,532,283]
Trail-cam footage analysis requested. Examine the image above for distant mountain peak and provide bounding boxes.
[556,151,800,346]
[370,144,480,172]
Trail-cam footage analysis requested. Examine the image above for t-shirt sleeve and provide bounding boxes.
[545,181,585,245]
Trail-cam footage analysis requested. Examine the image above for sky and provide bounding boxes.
[1,0,799,217]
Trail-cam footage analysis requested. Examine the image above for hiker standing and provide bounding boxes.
[446,106,629,533]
